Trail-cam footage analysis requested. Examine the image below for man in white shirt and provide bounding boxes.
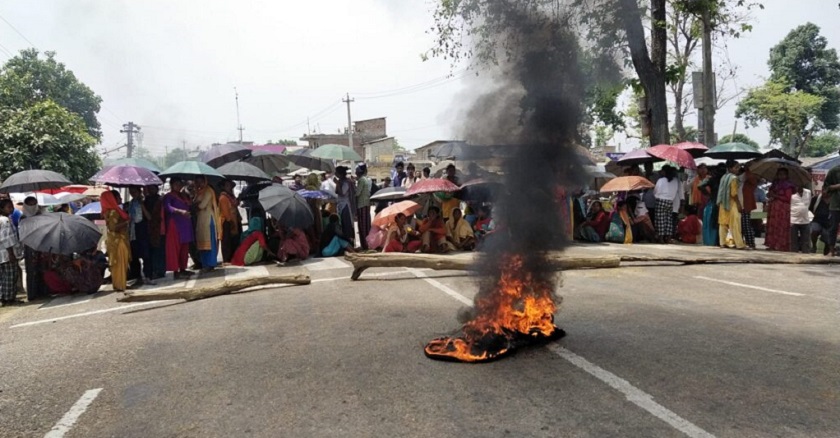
[320,172,336,193]
[790,186,812,253]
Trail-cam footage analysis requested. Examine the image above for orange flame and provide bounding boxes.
[424,254,560,362]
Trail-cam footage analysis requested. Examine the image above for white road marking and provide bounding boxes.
[548,345,714,438]
[415,270,715,438]
[44,388,103,438]
[224,265,270,281]
[407,268,472,305]
[11,301,168,328]
[313,269,418,283]
[39,295,94,311]
[694,276,805,297]
[302,257,352,271]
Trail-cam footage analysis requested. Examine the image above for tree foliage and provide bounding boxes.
[801,131,840,157]
[0,49,102,140]
[768,23,840,131]
[736,80,823,155]
[425,0,627,134]
[0,100,100,183]
[718,133,759,148]
[163,148,190,169]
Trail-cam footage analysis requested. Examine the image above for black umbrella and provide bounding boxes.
[0,170,72,193]
[258,185,314,229]
[201,143,252,168]
[19,213,102,255]
[216,161,271,183]
[370,186,408,201]
[749,158,812,187]
[243,150,296,176]
[287,148,335,172]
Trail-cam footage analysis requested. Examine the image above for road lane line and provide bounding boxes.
[547,345,714,438]
[11,301,168,328]
[414,270,716,438]
[407,268,472,305]
[693,276,804,296]
[313,269,418,283]
[44,388,103,438]
[39,295,94,311]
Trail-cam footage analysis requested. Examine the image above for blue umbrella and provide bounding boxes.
[297,189,336,200]
[76,202,101,216]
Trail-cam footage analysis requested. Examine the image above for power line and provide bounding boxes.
[0,13,36,47]
[352,69,467,97]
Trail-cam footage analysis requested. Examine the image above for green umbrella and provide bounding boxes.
[704,142,762,159]
[216,161,271,183]
[108,157,163,173]
[158,160,225,181]
[310,144,362,161]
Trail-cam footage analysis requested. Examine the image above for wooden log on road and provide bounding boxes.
[619,253,839,265]
[118,272,311,302]
[344,252,621,280]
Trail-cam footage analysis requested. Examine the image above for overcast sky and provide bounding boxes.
[0,0,837,157]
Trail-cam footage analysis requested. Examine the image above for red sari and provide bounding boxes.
[765,180,795,251]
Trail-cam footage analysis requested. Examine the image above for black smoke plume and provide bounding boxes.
[427,4,614,361]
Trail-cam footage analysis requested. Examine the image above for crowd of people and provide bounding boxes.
[5,150,833,306]
[573,157,840,256]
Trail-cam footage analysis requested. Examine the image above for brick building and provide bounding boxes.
[300,117,388,160]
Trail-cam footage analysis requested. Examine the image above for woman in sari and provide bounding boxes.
[101,191,131,291]
[765,168,796,251]
[271,219,310,265]
[162,178,195,279]
[218,179,241,263]
[231,217,270,266]
[575,201,610,243]
[605,201,634,244]
[194,176,220,271]
[383,213,422,253]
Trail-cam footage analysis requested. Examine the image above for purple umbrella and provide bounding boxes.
[248,144,287,155]
[616,149,658,166]
[201,143,251,168]
[90,165,162,187]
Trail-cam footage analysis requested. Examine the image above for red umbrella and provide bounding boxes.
[404,178,461,197]
[673,141,708,158]
[647,144,697,169]
[373,200,422,227]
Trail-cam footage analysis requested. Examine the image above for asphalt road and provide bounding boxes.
[1,257,838,437]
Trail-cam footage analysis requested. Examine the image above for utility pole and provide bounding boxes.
[120,122,140,158]
[701,4,715,146]
[343,93,354,150]
[235,87,244,143]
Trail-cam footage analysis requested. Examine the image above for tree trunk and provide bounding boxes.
[118,272,311,302]
[702,7,716,146]
[344,252,621,280]
[619,0,670,146]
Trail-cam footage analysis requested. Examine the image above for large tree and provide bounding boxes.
[768,23,840,133]
[426,0,627,139]
[737,23,840,156]
[0,100,100,182]
[736,80,824,154]
[0,49,103,140]
[718,132,759,148]
[801,131,840,158]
